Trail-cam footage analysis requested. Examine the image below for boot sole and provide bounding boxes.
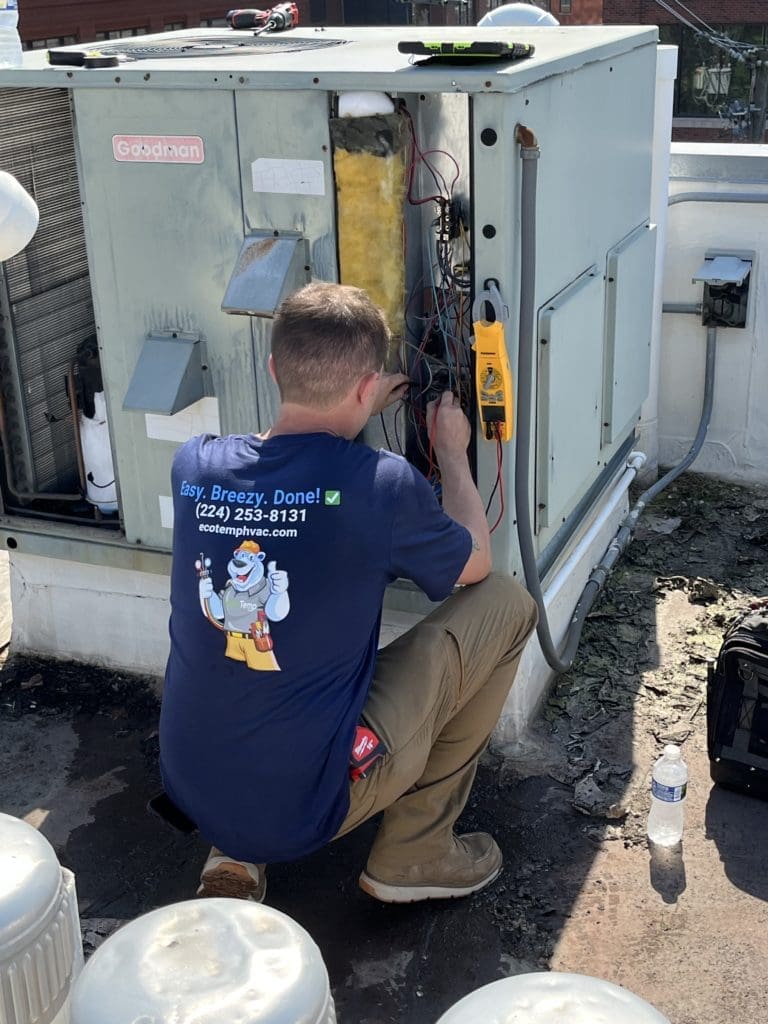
[197,866,266,902]
[358,863,502,904]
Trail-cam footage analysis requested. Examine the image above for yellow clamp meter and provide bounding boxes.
[472,283,514,442]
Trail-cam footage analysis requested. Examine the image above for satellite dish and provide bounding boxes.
[478,3,560,26]
[0,170,40,261]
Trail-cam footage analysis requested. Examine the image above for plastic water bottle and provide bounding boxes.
[0,0,23,68]
[647,744,687,846]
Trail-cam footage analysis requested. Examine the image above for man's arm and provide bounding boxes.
[427,392,492,585]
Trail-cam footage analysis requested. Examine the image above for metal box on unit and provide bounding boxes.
[0,25,658,673]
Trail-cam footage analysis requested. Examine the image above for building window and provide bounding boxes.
[95,27,148,41]
[24,34,77,49]
[164,21,186,32]
[559,0,571,11]
[200,17,229,27]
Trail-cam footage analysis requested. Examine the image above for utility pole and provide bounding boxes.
[748,55,768,143]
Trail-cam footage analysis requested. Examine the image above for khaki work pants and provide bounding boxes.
[335,573,538,873]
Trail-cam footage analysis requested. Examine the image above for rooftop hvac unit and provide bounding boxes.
[0,26,658,693]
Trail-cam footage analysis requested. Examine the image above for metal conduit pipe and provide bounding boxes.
[668,191,768,207]
[663,302,702,315]
[589,326,717,590]
[513,127,721,674]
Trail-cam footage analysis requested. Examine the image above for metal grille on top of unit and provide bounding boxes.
[0,88,95,499]
[94,34,347,59]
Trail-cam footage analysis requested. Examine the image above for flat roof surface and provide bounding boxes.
[0,25,657,91]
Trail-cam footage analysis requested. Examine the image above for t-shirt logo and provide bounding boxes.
[324,489,342,506]
[196,539,290,672]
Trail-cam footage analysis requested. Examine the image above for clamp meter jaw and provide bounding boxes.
[471,284,514,443]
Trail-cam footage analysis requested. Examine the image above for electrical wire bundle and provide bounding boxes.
[384,105,506,530]
[399,107,471,487]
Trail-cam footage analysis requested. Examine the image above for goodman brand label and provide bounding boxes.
[112,134,205,164]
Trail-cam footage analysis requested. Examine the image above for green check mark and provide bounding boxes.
[324,490,341,506]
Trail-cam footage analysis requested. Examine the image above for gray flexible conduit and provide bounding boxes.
[513,125,719,674]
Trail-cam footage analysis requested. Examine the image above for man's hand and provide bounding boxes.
[426,391,471,463]
[372,372,410,416]
[426,391,491,584]
[199,576,214,602]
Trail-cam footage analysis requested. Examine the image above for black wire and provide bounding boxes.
[379,412,394,452]
[484,429,503,515]
[394,402,403,454]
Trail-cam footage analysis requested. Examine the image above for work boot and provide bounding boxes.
[359,832,502,904]
[196,849,266,902]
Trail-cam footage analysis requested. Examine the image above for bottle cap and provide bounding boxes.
[663,744,681,759]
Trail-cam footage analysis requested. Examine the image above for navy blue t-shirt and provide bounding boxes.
[160,432,471,863]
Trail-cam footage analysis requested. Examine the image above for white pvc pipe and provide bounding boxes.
[545,451,647,610]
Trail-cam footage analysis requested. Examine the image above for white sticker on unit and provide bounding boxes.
[145,397,221,444]
[158,495,174,530]
[251,158,325,196]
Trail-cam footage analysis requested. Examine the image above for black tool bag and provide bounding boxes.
[708,607,768,800]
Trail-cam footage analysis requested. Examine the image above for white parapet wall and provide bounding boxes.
[660,144,768,485]
[636,45,678,485]
[9,553,171,680]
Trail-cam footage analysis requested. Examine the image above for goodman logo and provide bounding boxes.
[112,134,205,164]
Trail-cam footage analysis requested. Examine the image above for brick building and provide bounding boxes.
[601,1,768,141]
[18,0,316,48]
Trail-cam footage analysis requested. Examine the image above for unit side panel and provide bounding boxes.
[235,90,337,430]
[536,270,603,531]
[472,40,655,569]
[72,88,249,549]
[602,222,657,446]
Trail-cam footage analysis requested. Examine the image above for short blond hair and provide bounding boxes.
[271,283,390,409]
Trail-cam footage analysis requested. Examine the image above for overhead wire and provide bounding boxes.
[652,0,753,61]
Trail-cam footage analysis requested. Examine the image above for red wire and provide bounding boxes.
[489,429,505,534]
[403,108,458,205]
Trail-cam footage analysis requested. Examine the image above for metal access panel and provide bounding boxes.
[72,88,248,548]
[234,90,337,431]
[536,269,604,531]
[470,35,656,568]
[602,222,657,446]
[71,87,336,549]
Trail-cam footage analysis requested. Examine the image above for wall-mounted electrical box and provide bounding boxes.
[693,250,753,329]
[0,25,658,673]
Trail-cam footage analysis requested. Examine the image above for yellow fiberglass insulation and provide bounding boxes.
[333,146,406,352]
